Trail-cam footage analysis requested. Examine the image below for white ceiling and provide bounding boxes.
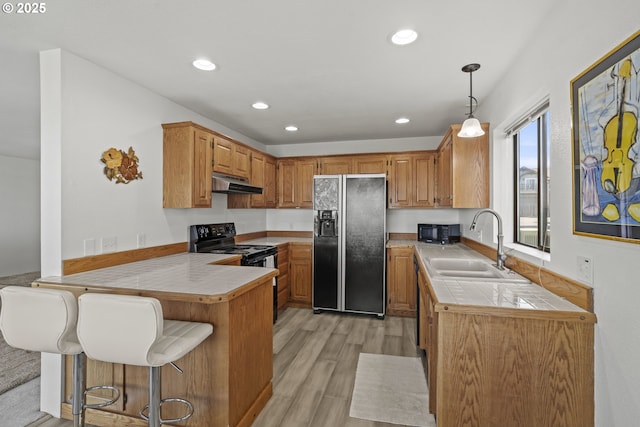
[0,0,556,160]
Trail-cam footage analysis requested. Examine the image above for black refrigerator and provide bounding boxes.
[312,174,386,317]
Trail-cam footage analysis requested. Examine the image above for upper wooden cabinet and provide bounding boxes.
[277,158,317,208]
[388,153,436,208]
[319,156,352,174]
[264,155,277,208]
[436,123,490,208]
[213,136,250,180]
[162,122,214,208]
[228,151,278,209]
[353,154,389,175]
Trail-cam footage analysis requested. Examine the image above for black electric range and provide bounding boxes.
[188,223,278,321]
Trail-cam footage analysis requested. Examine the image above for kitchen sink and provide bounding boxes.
[425,257,528,282]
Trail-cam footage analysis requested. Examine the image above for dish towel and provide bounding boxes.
[265,255,276,287]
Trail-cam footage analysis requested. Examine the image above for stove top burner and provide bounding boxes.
[188,223,277,263]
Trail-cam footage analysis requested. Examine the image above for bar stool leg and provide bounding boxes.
[148,366,161,427]
[72,353,86,427]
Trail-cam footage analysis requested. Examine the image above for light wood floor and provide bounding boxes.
[30,308,424,427]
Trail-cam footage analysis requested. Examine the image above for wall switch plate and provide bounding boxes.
[137,233,146,248]
[102,236,117,254]
[577,256,593,284]
[83,239,95,256]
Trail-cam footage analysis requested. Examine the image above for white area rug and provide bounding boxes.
[350,353,435,427]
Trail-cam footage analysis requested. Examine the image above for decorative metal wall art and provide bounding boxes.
[101,146,143,184]
[571,29,640,243]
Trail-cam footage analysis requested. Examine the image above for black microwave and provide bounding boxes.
[417,223,461,244]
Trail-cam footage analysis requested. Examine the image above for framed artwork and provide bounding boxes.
[572,30,640,243]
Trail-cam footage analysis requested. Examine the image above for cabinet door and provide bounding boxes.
[250,152,265,207]
[414,153,436,207]
[296,159,317,208]
[353,155,389,175]
[320,157,352,175]
[277,160,297,208]
[233,144,251,179]
[193,129,214,207]
[436,138,452,207]
[425,285,438,414]
[213,136,234,176]
[264,156,277,208]
[418,276,428,350]
[449,122,490,208]
[277,244,290,309]
[389,156,412,208]
[386,247,417,316]
[289,243,312,305]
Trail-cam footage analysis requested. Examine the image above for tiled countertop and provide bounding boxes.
[35,253,278,303]
[389,240,588,314]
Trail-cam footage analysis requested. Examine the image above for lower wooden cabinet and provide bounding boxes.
[386,246,417,316]
[276,243,289,309]
[289,242,312,306]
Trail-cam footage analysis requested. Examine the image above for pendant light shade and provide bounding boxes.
[458,63,485,138]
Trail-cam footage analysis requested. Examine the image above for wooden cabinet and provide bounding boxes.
[417,253,595,426]
[277,159,297,208]
[386,246,417,316]
[213,136,250,180]
[319,156,352,174]
[436,123,489,208]
[289,242,312,306]
[276,243,289,310]
[264,155,278,208]
[388,153,436,208]
[422,270,438,414]
[162,122,214,208]
[413,153,436,207]
[353,154,389,174]
[228,151,278,209]
[277,159,317,208]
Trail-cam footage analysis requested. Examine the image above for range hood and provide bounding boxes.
[212,173,262,194]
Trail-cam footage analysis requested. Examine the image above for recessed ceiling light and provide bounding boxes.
[395,117,410,124]
[391,29,418,46]
[192,59,216,71]
[285,125,298,132]
[252,101,269,110]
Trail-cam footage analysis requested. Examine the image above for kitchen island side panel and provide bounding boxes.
[436,310,594,427]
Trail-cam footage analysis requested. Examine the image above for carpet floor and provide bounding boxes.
[0,272,42,395]
[350,353,435,427]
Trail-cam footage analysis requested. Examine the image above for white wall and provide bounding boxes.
[42,49,267,262]
[460,1,640,425]
[0,155,40,275]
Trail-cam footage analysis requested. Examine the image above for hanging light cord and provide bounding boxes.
[467,70,478,118]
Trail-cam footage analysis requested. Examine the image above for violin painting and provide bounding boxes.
[572,30,640,243]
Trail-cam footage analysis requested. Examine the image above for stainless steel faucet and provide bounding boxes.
[470,208,506,270]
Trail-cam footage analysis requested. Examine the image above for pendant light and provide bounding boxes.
[457,63,485,138]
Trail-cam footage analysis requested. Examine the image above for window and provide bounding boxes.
[513,109,550,251]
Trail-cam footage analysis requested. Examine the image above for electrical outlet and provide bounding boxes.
[83,239,95,256]
[101,236,117,254]
[577,256,593,284]
[137,233,146,248]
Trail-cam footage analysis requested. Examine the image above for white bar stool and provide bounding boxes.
[0,286,119,427]
[76,293,213,427]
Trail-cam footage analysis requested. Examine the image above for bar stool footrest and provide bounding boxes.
[140,397,194,424]
[84,385,120,409]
